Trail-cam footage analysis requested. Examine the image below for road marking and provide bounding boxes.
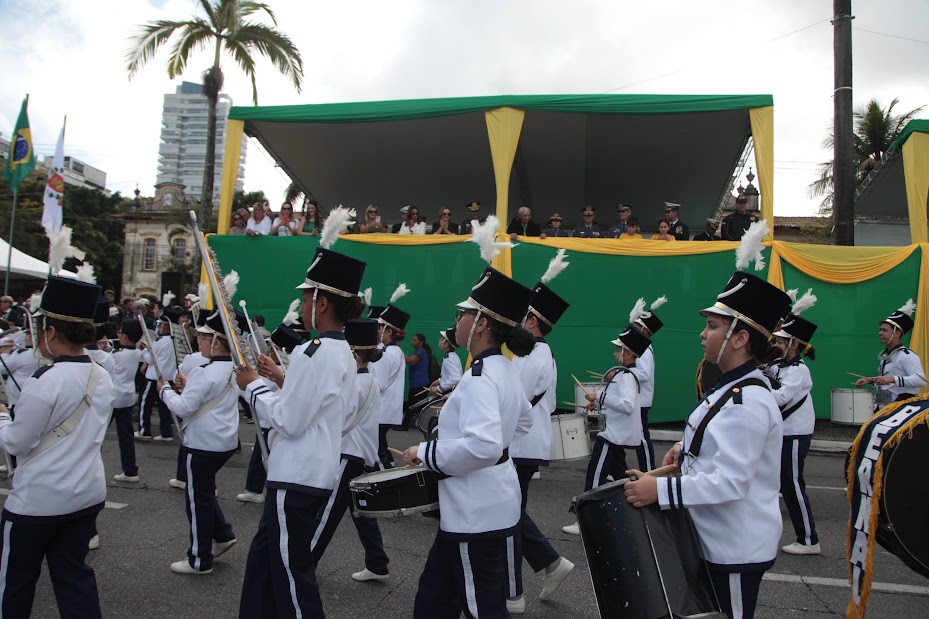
[807,485,846,492]
[764,572,929,596]
[0,489,127,510]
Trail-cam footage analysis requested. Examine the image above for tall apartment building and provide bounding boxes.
[156,81,247,204]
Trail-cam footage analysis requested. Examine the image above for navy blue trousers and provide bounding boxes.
[707,565,765,619]
[244,428,270,494]
[780,435,818,546]
[139,379,173,438]
[639,406,655,471]
[509,463,559,597]
[377,424,394,469]
[182,447,236,571]
[0,507,102,619]
[111,406,138,476]
[585,436,631,491]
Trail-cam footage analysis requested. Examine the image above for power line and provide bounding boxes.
[852,27,929,46]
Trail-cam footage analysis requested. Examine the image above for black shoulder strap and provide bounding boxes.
[781,394,808,420]
[687,378,768,459]
[529,391,546,407]
[303,338,322,358]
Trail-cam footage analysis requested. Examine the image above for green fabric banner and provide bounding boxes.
[2,98,35,189]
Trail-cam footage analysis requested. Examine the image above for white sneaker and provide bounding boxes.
[153,435,173,442]
[133,432,152,441]
[168,478,186,490]
[531,471,541,480]
[351,568,389,582]
[170,560,212,575]
[113,473,139,482]
[540,557,575,600]
[88,535,100,550]
[0,464,8,473]
[506,595,526,614]
[236,491,265,504]
[213,539,237,559]
[781,542,821,555]
[561,522,580,535]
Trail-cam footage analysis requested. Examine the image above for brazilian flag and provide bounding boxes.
[2,97,35,190]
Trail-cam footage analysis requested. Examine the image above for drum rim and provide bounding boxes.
[352,502,440,518]
[881,434,929,573]
[349,466,436,485]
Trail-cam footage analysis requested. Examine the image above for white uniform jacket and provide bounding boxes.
[110,347,143,409]
[417,349,532,538]
[595,365,642,447]
[161,356,239,453]
[510,338,556,465]
[248,377,279,430]
[629,345,655,408]
[342,369,382,468]
[878,344,927,399]
[0,356,115,518]
[438,352,463,393]
[2,348,39,406]
[370,343,404,426]
[245,331,356,496]
[142,335,178,381]
[178,351,206,377]
[658,361,782,569]
[769,357,815,436]
[86,348,115,378]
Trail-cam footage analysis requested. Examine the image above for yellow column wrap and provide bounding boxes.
[767,245,784,290]
[749,107,775,242]
[912,244,929,392]
[902,133,929,245]
[484,107,525,227]
[217,119,245,235]
[491,233,512,277]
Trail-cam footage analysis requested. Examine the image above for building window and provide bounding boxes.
[173,238,186,264]
[71,161,84,174]
[143,238,156,271]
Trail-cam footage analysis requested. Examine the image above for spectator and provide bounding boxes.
[262,203,273,220]
[618,216,643,240]
[431,207,459,235]
[121,298,135,320]
[358,204,386,233]
[296,199,322,236]
[460,201,484,235]
[540,213,571,239]
[693,218,722,241]
[402,333,432,429]
[663,202,689,240]
[245,204,271,236]
[271,202,299,236]
[104,290,116,307]
[573,206,603,238]
[650,219,676,242]
[608,204,633,237]
[721,194,758,241]
[507,206,542,239]
[389,205,411,233]
[253,314,271,339]
[228,210,247,235]
[1,295,27,328]
[399,206,426,235]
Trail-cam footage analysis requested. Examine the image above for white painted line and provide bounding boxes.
[807,485,847,492]
[0,489,127,510]
[764,572,929,596]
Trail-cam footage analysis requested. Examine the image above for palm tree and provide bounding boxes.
[808,98,924,214]
[125,0,303,231]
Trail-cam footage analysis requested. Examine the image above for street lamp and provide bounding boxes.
[743,168,760,212]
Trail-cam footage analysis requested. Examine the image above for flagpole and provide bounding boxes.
[4,186,18,295]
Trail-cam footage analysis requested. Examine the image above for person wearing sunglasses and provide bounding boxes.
[431,208,458,235]
[358,204,385,233]
[228,210,247,235]
[271,202,299,236]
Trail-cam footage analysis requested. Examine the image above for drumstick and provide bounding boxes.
[415,388,431,397]
[846,371,869,379]
[562,401,593,408]
[644,464,679,477]
[387,447,406,457]
[571,374,592,395]
[586,370,604,378]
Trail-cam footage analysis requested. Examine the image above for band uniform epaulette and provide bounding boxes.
[471,358,484,377]
[32,364,55,379]
[303,338,323,358]
[732,387,744,405]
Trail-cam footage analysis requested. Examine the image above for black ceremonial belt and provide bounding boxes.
[781,395,808,420]
[529,392,547,407]
[496,448,509,465]
[685,378,769,460]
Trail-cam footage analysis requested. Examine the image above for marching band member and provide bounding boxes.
[238,208,365,618]
[507,250,575,613]
[1,330,39,416]
[769,291,821,555]
[168,310,209,491]
[84,297,116,377]
[403,262,535,619]
[632,295,668,470]
[309,318,391,583]
[111,320,144,483]
[136,311,178,441]
[429,326,462,395]
[0,276,115,618]
[624,221,791,619]
[159,311,243,574]
[854,298,926,403]
[371,284,411,467]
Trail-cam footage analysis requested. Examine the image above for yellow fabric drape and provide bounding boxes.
[217,120,245,235]
[769,241,918,284]
[749,107,775,242]
[484,107,525,227]
[911,244,929,392]
[344,233,469,247]
[902,132,929,244]
[513,236,740,257]
[767,247,785,290]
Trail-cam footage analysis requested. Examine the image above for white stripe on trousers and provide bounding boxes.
[592,445,609,489]
[310,459,346,552]
[506,535,516,598]
[459,542,479,619]
[0,521,11,608]
[791,440,813,545]
[277,490,303,619]
[640,438,653,471]
[139,381,152,434]
[185,453,199,570]
[729,572,744,618]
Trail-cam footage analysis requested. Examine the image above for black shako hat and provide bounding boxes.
[38,275,102,324]
[295,247,366,298]
[270,324,302,352]
[883,299,916,334]
[439,325,459,350]
[345,318,380,350]
[611,324,652,358]
[379,305,411,332]
[198,310,250,339]
[774,313,817,347]
[701,271,792,341]
[457,266,534,327]
[161,306,185,325]
[636,312,663,335]
[366,305,387,320]
[189,309,209,328]
[528,282,570,328]
[93,296,110,326]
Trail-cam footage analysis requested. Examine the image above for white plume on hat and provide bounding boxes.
[468,215,514,263]
[75,263,96,284]
[223,270,239,300]
[735,220,768,271]
[135,298,150,307]
[184,292,199,302]
[897,298,917,317]
[785,288,799,304]
[389,283,410,304]
[649,296,667,312]
[791,289,817,315]
[195,282,209,308]
[162,291,176,307]
[320,205,356,250]
[282,299,300,326]
[540,249,569,284]
[109,307,119,318]
[628,297,647,325]
[47,226,86,273]
[28,293,42,313]
[361,287,372,308]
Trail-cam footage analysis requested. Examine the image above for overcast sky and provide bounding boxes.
[2,0,927,217]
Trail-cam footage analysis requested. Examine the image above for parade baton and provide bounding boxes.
[139,315,185,442]
[571,374,592,395]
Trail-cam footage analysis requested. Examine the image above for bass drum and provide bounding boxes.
[879,420,929,578]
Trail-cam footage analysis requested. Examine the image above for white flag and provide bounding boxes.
[42,124,65,232]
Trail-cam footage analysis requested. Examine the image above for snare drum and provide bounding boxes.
[414,401,443,439]
[550,412,591,461]
[575,381,602,414]
[350,467,442,518]
[831,388,875,425]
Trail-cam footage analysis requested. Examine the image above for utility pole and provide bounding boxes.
[833,0,854,245]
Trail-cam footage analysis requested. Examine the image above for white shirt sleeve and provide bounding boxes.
[597,371,636,416]
[771,364,812,409]
[439,354,462,391]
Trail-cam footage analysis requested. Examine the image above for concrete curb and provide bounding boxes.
[651,430,851,454]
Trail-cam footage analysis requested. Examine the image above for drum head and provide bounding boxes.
[881,423,929,576]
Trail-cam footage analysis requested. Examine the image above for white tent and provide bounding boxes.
[0,239,78,280]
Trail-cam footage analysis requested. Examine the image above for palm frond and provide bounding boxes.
[224,38,259,104]
[166,20,215,79]
[125,20,188,78]
[232,22,304,99]
[198,0,217,24]
[239,1,277,25]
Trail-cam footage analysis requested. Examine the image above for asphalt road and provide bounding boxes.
[6,422,928,618]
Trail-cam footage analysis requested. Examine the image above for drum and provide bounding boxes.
[550,412,591,461]
[574,478,724,619]
[575,381,602,414]
[879,419,929,578]
[350,467,442,518]
[831,388,875,425]
[414,400,443,439]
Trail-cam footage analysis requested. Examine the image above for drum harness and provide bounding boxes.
[342,378,378,437]
[772,358,809,420]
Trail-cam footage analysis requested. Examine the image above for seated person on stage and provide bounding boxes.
[573,206,602,238]
[540,213,571,239]
[855,299,926,403]
[692,218,721,241]
[607,203,633,237]
[618,216,643,240]
[431,207,459,235]
[507,206,542,239]
[650,219,676,242]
